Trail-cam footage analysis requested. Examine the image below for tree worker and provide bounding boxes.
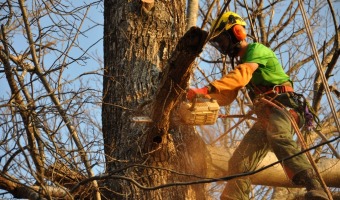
[186,11,328,200]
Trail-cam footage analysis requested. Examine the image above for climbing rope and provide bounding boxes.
[297,0,340,135]
[260,97,333,200]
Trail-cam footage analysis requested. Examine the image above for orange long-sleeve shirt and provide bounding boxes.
[207,63,256,106]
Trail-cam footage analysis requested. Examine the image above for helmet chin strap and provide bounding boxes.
[230,55,235,69]
[227,41,241,58]
[227,40,242,70]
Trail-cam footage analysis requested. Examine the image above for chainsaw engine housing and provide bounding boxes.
[179,98,220,125]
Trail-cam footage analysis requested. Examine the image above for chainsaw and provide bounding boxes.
[132,97,220,125]
[178,97,220,125]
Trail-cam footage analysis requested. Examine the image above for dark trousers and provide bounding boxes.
[220,105,312,200]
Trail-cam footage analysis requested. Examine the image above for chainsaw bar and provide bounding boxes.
[132,116,153,123]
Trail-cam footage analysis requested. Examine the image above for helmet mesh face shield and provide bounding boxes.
[210,31,232,55]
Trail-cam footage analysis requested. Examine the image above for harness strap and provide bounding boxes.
[256,85,294,95]
[272,85,294,93]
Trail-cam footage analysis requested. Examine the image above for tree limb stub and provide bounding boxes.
[207,146,340,188]
[0,174,69,200]
[144,27,208,149]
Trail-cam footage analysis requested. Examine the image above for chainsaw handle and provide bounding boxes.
[189,97,214,111]
[189,97,197,111]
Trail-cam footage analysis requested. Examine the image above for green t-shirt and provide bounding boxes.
[241,43,291,86]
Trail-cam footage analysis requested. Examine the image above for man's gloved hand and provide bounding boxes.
[186,87,209,101]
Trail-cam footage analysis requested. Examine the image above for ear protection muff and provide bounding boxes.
[232,24,247,41]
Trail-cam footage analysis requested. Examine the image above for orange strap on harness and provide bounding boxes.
[271,85,294,94]
[255,85,294,96]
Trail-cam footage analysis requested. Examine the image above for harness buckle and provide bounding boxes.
[272,85,281,95]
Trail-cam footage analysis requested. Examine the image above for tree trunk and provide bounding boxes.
[103,1,209,199]
[186,0,199,30]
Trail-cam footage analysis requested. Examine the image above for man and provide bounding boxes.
[187,12,328,200]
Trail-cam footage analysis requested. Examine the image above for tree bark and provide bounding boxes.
[186,0,199,30]
[103,1,210,199]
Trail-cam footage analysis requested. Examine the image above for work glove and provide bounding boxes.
[186,87,209,101]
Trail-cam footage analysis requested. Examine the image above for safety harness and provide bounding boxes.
[248,83,320,132]
[246,83,330,198]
